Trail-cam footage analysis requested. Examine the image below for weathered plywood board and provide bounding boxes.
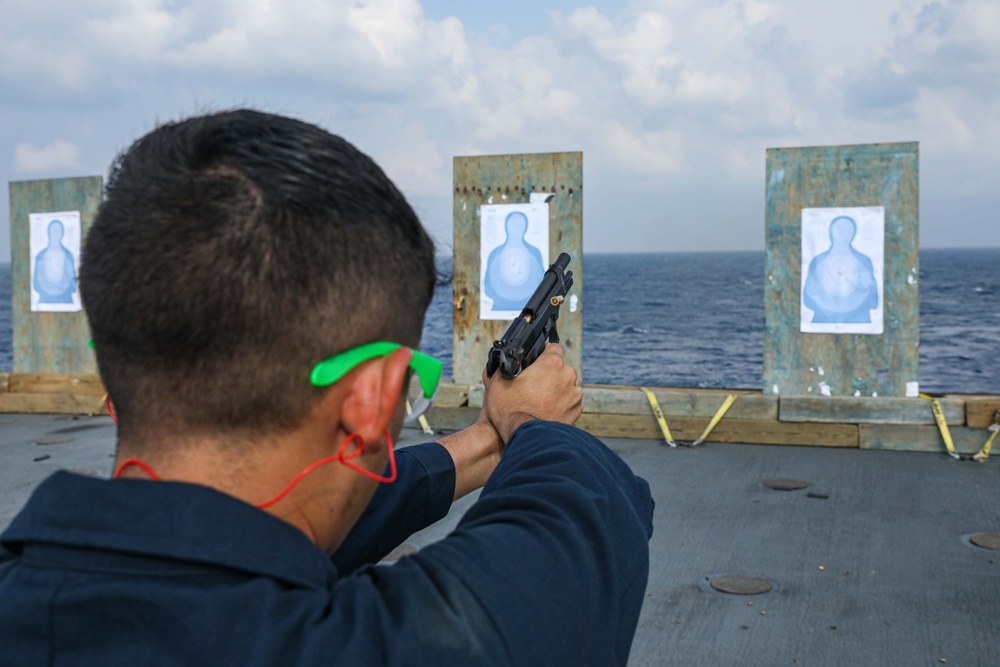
[469,386,777,420]
[859,424,989,454]
[585,383,764,394]
[0,392,104,415]
[780,396,963,425]
[763,143,918,397]
[10,176,102,374]
[420,406,481,433]
[964,396,1000,430]
[452,153,583,386]
[8,373,106,396]
[433,382,471,409]
[576,414,858,447]
[581,388,777,419]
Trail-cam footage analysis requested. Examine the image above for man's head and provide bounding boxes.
[81,110,437,445]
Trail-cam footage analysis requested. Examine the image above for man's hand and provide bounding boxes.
[482,343,584,444]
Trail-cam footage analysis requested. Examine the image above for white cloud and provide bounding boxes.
[0,0,997,259]
[604,122,685,176]
[892,0,1000,93]
[13,140,81,173]
[368,120,449,197]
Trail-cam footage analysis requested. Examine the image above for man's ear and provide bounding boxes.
[338,347,412,445]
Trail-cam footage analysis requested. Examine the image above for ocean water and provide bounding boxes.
[1,248,998,393]
[420,248,1000,394]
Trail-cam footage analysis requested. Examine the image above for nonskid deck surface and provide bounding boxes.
[3,414,999,666]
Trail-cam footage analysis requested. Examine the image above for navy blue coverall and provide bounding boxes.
[0,421,654,666]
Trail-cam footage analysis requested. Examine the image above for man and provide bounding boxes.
[0,110,654,666]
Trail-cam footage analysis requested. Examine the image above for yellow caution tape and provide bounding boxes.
[638,387,676,447]
[973,410,1000,463]
[920,393,960,459]
[417,414,433,436]
[638,389,739,447]
[90,393,109,418]
[406,399,434,436]
[692,395,739,446]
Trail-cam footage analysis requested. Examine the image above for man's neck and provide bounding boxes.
[113,426,374,554]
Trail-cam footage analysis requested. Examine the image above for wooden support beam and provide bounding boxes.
[8,374,106,396]
[0,374,996,456]
[0,392,105,415]
[470,385,778,420]
[418,406,480,433]
[965,396,1000,430]
[575,413,858,447]
[780,396,964,425]
[432,382,471,409]
[860,424,990,454]
[409,407,857,446]
[583,383,762,395]
[582,387,777,419]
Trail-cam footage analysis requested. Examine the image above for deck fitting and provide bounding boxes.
[968,533,1000,552]
[706,574,774,595]
[35,437,75,445]
[763,479,808,491]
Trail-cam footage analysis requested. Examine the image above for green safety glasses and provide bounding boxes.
[310,342,443,424]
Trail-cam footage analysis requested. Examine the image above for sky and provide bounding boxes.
[1,0,998,262]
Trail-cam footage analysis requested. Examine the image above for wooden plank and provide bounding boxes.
[780,396,963,425]
[410,408,857,447]
[763,143,919,397]
[10,176,103,374]
[8,373,106,396]
[860,424,989,454]
[965,397,1000,429]
[575,414,858,447]
[583,383,763,394]
[582,387,776,419]
[419,406,480,433]
[0,373,9,394]
[433,382,470,409]
[469,385,776,420]
[452,153,583,386]
[0,392,105,415]
[468,385,484,409]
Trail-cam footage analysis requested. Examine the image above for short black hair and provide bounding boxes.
[81,109,437,441]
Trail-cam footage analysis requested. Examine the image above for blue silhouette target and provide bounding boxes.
[30,210,82,312]
[800,207,884,334]
[480,203,549,320]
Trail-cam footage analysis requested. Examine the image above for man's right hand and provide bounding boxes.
[482,343,584,444]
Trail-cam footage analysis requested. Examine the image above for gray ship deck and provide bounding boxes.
[2,413,998,666]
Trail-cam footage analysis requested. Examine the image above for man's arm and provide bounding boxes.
[332,344,582,572]
[331,420,505,572]
[352,420,654,666]
[436,342,583,500]
[331,419,506,572]
[435,420,503,501]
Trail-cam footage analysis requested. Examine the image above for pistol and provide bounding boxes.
[486,253,574,380]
